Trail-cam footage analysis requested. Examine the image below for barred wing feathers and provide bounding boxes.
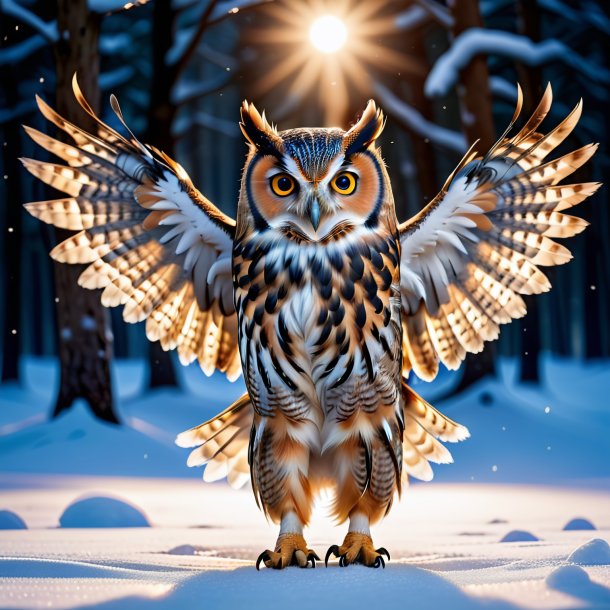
[176,393,253,489]
[22,77,241,380]
[399,84,600,381]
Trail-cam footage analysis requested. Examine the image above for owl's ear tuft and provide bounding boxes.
[240,101,283,156]
[343,100,385,155]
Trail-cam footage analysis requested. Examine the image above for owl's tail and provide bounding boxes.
[176,393,253,489]
[401,380,470,482]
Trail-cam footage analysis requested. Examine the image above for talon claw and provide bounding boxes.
[308,552,318,568]
[325,545,339,567]
[256,551,270,571]
[373,556,385,569]
[339,554,347,567]
[376,547,391,560]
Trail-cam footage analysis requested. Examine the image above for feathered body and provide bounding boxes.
[233,128,403,525]
[22,78,599,569]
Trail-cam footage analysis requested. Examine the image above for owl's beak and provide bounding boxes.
[308,198,321,231]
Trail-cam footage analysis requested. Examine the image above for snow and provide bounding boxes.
[564,518,597,531]
[567,539,610,566]
[1,355,609,609]
[59,496,150,528]
[546,565,610,606]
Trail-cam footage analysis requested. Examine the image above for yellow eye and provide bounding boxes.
[331,171,357,195]
[270,174,296,197]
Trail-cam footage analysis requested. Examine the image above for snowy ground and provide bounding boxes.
[1,356,609,609]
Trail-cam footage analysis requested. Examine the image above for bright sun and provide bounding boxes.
[309,15,348,54]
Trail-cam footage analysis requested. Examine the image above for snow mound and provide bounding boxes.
[167,544,216,556]
[0,509,27,529]
[546,565,590,590]
[567,538,610,566]
[563,517,596,531]
[546,565,610,605]
[500,530,539,542]
[59,496,150,528]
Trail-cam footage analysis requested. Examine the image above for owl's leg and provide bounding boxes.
[324,430,399,568]
[253,416,319,570]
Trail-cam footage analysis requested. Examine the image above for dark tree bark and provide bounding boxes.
[450,0,495,152]
[52,0,118,422]
[1,69,22,382]
[142,0,179,388]
[407,19,439,205]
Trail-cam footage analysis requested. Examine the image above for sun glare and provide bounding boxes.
[309,15,347,54]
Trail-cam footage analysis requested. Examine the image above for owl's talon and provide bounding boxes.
[376,547,390,560]
[325,544,340,567]
[373,556,385,569]
[257,533,318,570]
[326,532,390,568]
[256,550,271,570]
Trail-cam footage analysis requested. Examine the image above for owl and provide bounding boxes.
[22,77,598,569]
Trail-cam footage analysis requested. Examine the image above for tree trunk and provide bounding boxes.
[450,0,495,152]
[448,0,496,388]
[52,0,118,423]
[1,68,22,382]
[142,0,179,388]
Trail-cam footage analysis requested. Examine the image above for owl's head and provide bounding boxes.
[238,101,392,241]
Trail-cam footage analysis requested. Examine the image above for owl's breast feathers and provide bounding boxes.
[233,227,402,423]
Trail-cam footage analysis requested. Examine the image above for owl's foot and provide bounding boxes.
[256,533,320,570]
[324,532,390,568]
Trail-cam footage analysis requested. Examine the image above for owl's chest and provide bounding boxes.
[232,233,401,397]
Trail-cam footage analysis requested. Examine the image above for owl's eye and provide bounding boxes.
[330,171,358,195]
[270,174,296,197]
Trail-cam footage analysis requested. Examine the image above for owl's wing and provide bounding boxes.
[176,393,253,489]
[22,76,241,380]
[399,84,600,381]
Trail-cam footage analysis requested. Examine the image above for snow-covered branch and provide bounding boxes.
[0,35,48,66]
[171,73,232,106]
[425,29,610,98]
[172,111,239,139]
[489,77,518,103]
[374,83,467,154]
[539,0,610,36]
[394,6,429,31]
[0,98,37,124]
[1,0,58,43]
[100,66,135,90]
[414,0,453,29]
